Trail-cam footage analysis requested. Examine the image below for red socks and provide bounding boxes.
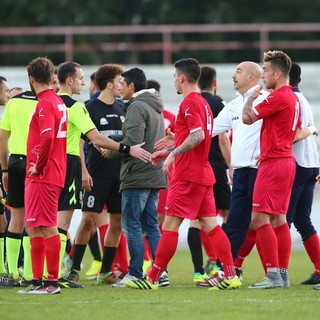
[200,229,217,263]
[143,237,152,261]
[148,231,178,283]
[99,224,108,250]
[112,232,128,274]
[303,233,320,275]
[30,234,61,281]
[30,237,45,280]
[273,223,291,269]
[255,224,279,270]
[234,228,256,269]
[45,234,61,281]
[207,226,235,278]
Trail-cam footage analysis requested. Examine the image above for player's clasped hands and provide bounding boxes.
[154,128,175,150]
[99,147,111,158]
[151,129,176,175]
[95,142,151,163]
[151,149,169,166]
[129,142,151,163]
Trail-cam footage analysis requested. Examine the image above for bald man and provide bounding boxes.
[208,61,269,277]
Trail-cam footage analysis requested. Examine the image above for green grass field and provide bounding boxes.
[0,249,319,320]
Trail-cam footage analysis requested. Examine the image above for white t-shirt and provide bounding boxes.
[212,85,268,169]
[292,89,319,168]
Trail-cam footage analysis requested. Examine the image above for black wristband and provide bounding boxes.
[1,169,8,173]
[118,143,131,155]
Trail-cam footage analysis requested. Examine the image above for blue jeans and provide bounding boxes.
[121,188,160,278]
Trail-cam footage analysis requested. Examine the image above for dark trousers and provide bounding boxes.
[224,167,257,260]
[286,163,319,241]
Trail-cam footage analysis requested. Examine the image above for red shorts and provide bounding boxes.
[158,167,174,214]
[25,181,61,228]
[252,157,296,214]
[157,188,168,214]
[165,180,216,220]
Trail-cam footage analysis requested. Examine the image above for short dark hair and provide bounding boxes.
[58,61,82,83]
[27,57,55,85]
[90,72,96,82]
[198,66,216,91]
[174,58,201,84]
[9,87,23,93]
[147,79,161,92]
[0,76,7,88]
[121,68,147,93]
[289,63,301,87]
[263,50,292,76]
[95,64,124,91]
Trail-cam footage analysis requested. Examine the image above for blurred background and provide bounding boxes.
[2,1,320,66]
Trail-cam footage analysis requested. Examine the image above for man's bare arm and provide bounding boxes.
[242,96,259,125]
[0,129,10,191]
[218,132,231,168]
[80,138,93,191]
[171,129,204,157]
[86,128,151,162]
[294,125,318,142]
[242,85,262,125]
[161,129,205,176]
[154,128,175,150]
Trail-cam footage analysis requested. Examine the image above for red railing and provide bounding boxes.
[1,23,320,64]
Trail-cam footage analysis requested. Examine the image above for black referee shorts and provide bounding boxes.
[210,160,231,210]
[6,154,26,208]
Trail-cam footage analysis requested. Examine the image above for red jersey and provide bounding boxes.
[252,86,301,162]
[173,92,215,186]
[26,89,68,187]
[163,109,176,134]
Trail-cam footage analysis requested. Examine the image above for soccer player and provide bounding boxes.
[0,77,9,104]
[187,65,231,282]
[287,63,320,287]
[55,61,96,289]
[0,185,6,277]
[66,64,126,285]
[56,62,150,288]
[85,71,100,103]
[8,87,24,98]
[52,69,60,93]
[198,62,269,286]
[0,76,9,275]
[242,50,305,289]
[146,79,175,234]
[17,56,68,294]
[314,174,320,290]
[0,80,38,286]
[125,58,241,291]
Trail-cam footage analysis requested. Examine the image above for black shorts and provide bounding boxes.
[58,155,82,211]
[210,160,231,210]
[0,184,5,214]
[6,155,26,208]
[82,175,121,214]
